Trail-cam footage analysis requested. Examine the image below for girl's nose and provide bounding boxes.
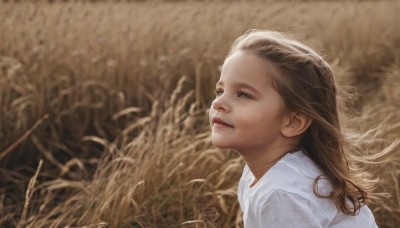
[212,96,229,112]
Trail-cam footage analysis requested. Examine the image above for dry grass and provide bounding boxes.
[0,1,399,227]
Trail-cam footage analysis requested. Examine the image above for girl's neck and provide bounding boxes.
[241,145,298,187]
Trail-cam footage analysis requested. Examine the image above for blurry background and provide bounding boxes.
[0,0,399,227]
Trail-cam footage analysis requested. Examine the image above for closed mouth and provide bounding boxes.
[212,117,234,128]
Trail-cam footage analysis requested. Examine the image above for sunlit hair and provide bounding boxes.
[228,29,375,215]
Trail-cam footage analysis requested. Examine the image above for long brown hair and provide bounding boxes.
[228,29,385,215]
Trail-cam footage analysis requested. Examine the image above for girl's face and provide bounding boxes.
[209,51,290,154]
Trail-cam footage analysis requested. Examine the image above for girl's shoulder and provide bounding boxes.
[240,151,330,193]
[241,151,337,216]
[263,151,333,201]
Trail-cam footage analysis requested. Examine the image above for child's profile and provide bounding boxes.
[209,30,378,227]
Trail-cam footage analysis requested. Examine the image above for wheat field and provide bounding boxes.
[0,1,400,227]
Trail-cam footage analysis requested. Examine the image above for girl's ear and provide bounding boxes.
[281,112,312,138]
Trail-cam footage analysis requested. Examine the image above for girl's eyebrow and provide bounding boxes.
[216,81,260,95]
[234,82,260,95]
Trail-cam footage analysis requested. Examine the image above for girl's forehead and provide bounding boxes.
[220,51,277,85]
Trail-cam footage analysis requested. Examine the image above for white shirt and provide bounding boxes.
[238,151,377,228]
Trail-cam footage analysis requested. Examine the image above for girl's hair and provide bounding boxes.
[228,29,375,216]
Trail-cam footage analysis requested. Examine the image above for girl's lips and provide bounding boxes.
[212,117,234,128]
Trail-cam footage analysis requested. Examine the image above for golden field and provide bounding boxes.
[0,1,400,227]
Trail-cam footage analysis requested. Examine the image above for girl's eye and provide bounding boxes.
[238,91,252,99]
[214,88,223,96]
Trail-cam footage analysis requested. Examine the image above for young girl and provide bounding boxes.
[209,30,378,227]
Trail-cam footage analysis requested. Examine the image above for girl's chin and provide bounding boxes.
[211,140,234,149]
